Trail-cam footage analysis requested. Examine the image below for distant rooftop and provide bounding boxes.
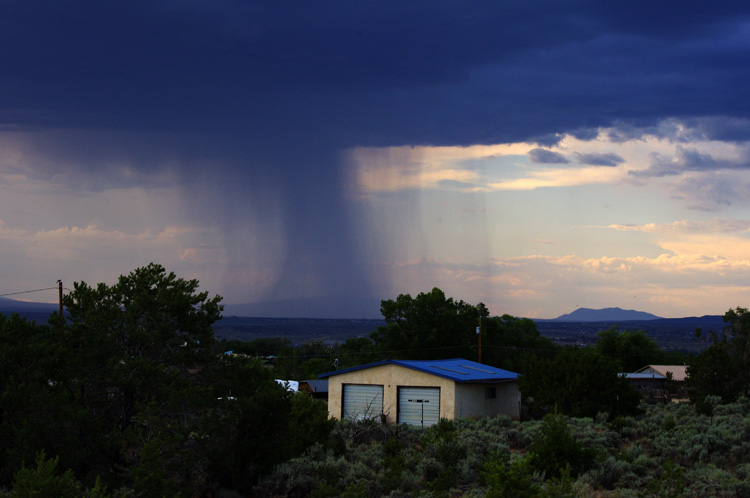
[620,372,667,380]
[634,365,687,382]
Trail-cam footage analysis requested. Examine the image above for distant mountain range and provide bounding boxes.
[550,307,663,322]
[1,297,725,351]
[0,296,58,323]
[0,296,716,328]
[0,296,57,312]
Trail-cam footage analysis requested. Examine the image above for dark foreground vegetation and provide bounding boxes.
[256,400,750,498]
[1,264,749,496]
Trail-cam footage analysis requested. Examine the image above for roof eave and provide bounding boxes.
[318,358,518,383]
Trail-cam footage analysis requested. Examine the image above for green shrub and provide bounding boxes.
[340,483,369,498]
[507,421,532,449]
[253,445,347,498]
[662,414,676,432]
[455,417,511,459]
[9,452,83,498]
[528,413,596,479]
[631,451,658,479]
[380,438,406,493]
[338,460,378,491]
[414,457,441,485]
[255,400,750,497]
[540,466,576,498]
[569,417,621,453]
[584,455,630,490]
[482,451,539,498]
[680,462,737,498]
[418,419,468,493]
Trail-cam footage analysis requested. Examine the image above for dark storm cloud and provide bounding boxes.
[529,149,569,164]
[3,1,750,145]
[530,133,566,147]
[682,117,750,142]
[570,128,600,141]
[3,1,750,313]
[574,152,625,167]
[631,146,750,178]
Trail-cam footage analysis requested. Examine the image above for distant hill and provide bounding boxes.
[0,296,57,313]
[0,296,58,323]
[534,313,724,352]
[552,307,663,322]
[1,297,726,352]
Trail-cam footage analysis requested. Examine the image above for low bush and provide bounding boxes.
[250,398,750,497]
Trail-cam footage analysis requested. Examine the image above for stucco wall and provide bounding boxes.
[326,364,520,423]
[454,382,520,421]
[326,364,455,424]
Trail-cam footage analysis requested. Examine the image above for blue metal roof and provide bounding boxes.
[318,358,518,383]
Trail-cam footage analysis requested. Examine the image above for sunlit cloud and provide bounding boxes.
[348,122,750,205]
[348,130,642,194]
[604,219,750,260]
[346,143,532,194]
[607,219,750,234]
[486,165,624,190]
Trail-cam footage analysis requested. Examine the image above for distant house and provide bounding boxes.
[299,379,329,401]
[621,364,688,402]
[318,358,520,426]
[635,365,687,382]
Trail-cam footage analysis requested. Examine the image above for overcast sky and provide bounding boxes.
[3,1,750,319]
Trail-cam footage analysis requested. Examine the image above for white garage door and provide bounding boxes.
[342,384,384,421]
[398,387,440,427]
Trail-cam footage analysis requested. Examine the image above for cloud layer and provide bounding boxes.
[2,2,750,318]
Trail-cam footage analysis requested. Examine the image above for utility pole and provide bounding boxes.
[476,316,482,364]
[57,280,63,332]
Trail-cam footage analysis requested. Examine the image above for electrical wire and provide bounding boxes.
[0,286,60,298]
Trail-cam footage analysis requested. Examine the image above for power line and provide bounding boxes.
[0,287,60,298]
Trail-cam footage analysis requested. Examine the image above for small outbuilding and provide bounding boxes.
[299,379,329,401]
[318,358,520,426]
[621,364,688,402]
[633,365,687,382]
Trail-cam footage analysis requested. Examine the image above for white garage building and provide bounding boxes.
[318,358,520,426]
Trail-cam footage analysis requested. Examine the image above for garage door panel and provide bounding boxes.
[398,387,440,427]
[343,384,384,421]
